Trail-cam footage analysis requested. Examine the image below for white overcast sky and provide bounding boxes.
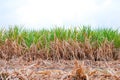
[0,0,120,29]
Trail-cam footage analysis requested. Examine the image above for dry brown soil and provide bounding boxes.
[0,58,120,80]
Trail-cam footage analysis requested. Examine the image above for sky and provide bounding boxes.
[0,0,120,30]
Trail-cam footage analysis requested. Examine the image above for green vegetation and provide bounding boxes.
[0,26,120,61]
[0,26,120,48]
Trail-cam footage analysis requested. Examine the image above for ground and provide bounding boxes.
[0,58,120,80]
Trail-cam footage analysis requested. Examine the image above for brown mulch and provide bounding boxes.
[0,58,120,80]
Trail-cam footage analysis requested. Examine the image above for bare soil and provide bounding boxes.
[0,58,120,80]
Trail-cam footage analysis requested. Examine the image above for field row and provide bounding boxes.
[0,26,120,61]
